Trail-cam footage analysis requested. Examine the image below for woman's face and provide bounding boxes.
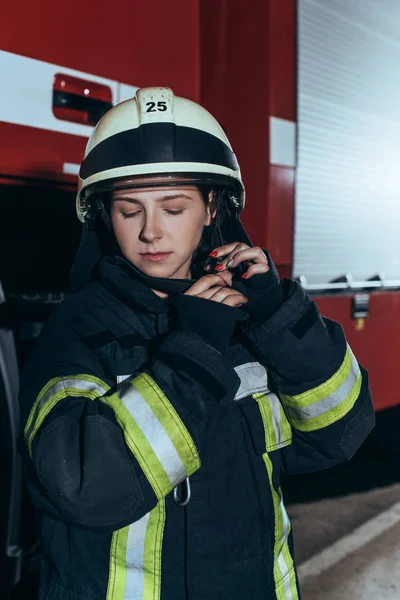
[110,186,215,279]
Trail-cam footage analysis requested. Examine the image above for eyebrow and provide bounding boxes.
[114,193,195,204]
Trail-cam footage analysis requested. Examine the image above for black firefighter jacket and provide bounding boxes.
[20,255,375,600]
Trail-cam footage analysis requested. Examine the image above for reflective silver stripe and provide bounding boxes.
[116,375,130,385]
[118,382,187,486]
[124,512,150,600]
[234,362,269,400]
[268,392,287,449]
[235,362,292,449]
[284,352,360,422]
[25,377,108,442]
[278,498,295,600]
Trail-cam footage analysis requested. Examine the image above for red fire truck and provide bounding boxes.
[1,0,399,596]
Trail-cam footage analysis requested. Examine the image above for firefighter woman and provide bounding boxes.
[20,88,374,600]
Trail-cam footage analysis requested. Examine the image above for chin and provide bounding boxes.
[135,261,176,279]
[130,254,189,279]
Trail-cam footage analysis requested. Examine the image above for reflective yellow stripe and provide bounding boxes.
[280,404,293,445]
[107,502,165,600]
[254,393,292,452]
[142,501,165,599]
[107,526,129,600]
[287,372,362,431]
[102,374,200,499]
[282,346,356,408]
[280,345,362,431]
[134,374,200,477]
[24,375,110,457]
[104,389,172,499]
[262,452,299,600]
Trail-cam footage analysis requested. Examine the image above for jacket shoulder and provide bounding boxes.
[44,281,122,336]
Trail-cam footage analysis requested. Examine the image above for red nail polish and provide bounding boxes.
[215,264,224,271]
[209,251,218,257]
[244,297,249,301]
[241,272,248,279]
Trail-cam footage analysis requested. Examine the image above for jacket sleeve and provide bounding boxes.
[21,298,240,531]
[241,278,375,475]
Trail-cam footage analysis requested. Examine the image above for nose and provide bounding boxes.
[138,212,163,243]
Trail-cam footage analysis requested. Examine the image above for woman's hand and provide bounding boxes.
[185,273,248,308]
[205,243,269,279]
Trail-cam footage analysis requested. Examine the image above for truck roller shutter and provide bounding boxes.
[295,0,400,287]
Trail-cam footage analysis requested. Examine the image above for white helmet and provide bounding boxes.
[76,87,245,222]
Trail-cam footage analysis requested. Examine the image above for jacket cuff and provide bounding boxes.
[241,251,285,324]
[172,295,244,353]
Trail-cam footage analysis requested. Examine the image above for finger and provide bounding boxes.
[209,287,247,304]
[195,286,225,300]
[185,274,227,296]
[208,287,236,303]
[221,294,249,307]
[214,244,250,271]
[224,247,268,270]
[241,262,270,280]
[201,264,233,285]
[214,270,233,287]
[209,242,246,260]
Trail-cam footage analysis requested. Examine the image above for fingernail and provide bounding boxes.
[244,297,249,301]
[209,251,218,257]
[215,264,224,271]
[227,260,234,268]
[241,273,248,279]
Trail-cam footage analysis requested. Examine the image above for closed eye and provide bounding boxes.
[122,211,141,219]
[165,209,185,215]
[121,208,185,218]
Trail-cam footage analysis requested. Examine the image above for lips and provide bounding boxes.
[140,252,172,262]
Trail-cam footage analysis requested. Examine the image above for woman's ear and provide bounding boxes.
[205,190,217,226]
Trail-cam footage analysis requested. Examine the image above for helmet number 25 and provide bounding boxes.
[146,101,168,113]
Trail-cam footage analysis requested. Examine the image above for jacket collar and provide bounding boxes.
[97,255,170,314]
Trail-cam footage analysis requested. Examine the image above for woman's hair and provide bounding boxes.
[197,185,234,248]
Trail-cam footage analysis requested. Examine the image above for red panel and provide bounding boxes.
[0,122,85,183]
[1,0,200,185]
[265,0,296,267]
[200,0,296,260]
[200,0,270,247]
[267,165,295,264]
[315,293,400,411]
[267,0,296,121]
[0,0,200,100]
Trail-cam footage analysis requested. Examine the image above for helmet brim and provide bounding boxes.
[77,172,244,223]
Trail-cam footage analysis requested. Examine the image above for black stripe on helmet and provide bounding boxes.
[80,122,239,179]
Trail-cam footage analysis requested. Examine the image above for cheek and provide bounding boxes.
[112,217,138,252]
[172,212,204,248]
